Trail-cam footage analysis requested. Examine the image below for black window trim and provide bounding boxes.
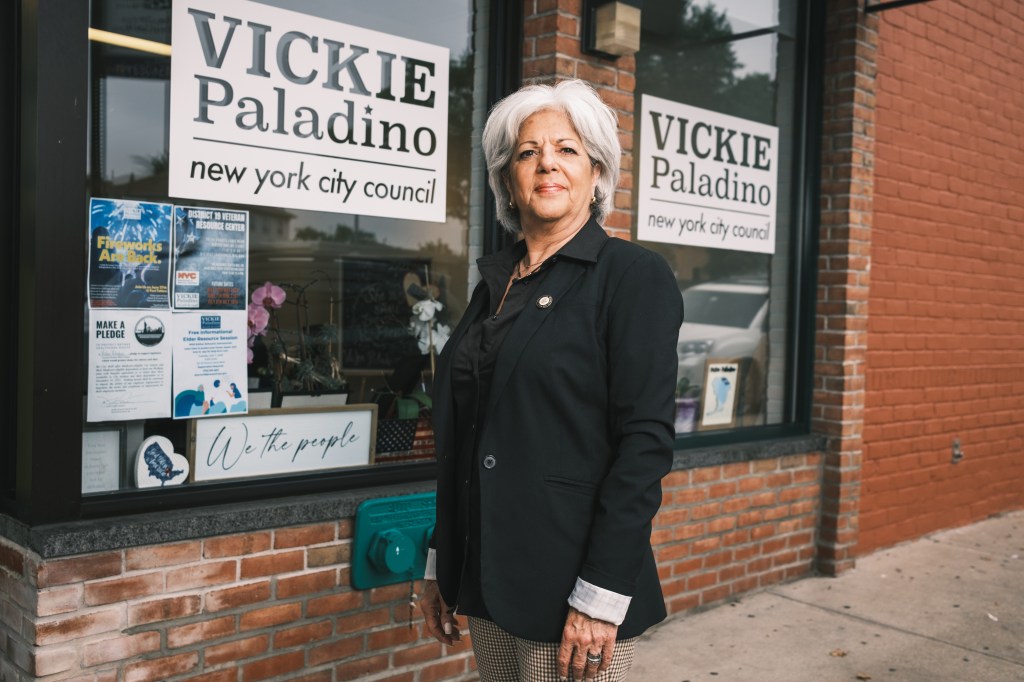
[12,0,520,525]
[1,0,21,517]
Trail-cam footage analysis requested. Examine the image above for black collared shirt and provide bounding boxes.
[448,220,606,616]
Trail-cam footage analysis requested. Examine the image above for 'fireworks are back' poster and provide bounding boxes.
[88,198,172,309]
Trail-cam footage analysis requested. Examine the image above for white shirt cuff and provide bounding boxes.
[568,577,631,625]
[424,548,437,580]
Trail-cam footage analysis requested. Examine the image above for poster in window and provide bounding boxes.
[88,198,172,309]
[699,359,741,429]
[637,95,778,254]
[171,311,249,419]
[172,205,249,310]
[168,0,450,222]
[87,309,173,422]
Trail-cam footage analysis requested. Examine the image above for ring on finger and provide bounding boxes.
[586,652,602,665]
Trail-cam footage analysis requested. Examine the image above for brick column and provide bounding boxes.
[814,1,878,576]
[521,0,637,238]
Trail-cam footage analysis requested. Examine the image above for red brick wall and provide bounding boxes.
[1,526,475,682]
[861,0,1024,553]
[653,455,822,614]
[1,451,822,681]
[814,0,877,575]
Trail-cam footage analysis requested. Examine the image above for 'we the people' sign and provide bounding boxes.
[190,406,377,481]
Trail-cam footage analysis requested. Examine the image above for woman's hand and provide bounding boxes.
[557,606,618,680]
[418,579,462,645]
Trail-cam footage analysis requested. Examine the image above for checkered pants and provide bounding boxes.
[468,617,638,682]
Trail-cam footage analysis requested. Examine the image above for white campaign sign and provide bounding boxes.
[169,0,449,221]
[190,407,376,481]
[637,95,778,254]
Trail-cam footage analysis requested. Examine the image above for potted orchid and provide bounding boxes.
[247,279,346,398]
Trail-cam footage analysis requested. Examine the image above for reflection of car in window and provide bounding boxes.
[677,278,769,397]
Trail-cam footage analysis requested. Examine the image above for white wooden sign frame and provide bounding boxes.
[188,406,377,482]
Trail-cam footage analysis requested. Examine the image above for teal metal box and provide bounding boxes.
[351,492,436,589]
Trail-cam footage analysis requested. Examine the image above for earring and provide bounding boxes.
[591,194,597,204]
[508,200,515,209]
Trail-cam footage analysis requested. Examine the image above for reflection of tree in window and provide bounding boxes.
[446,49,474,225]
[637,1,776,125]
[294,224,381,245]
[131,151,168,177]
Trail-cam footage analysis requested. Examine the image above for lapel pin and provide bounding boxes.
[536,295,553,309]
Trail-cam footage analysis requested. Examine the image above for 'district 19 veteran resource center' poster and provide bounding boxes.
[172,205,249,310]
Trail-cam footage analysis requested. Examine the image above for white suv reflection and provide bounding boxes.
[677,279,769,394]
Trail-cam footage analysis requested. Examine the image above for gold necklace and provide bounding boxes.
[498,255,548,316]
[515,257,545,280]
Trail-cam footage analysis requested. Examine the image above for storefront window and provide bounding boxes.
[83,0,492,494]
[634,0,804,436]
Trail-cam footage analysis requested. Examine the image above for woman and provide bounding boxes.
[419,79,683,681]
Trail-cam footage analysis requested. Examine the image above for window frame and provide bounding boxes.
[653,0,826,451]
[12,0,521,524]
[1,0,21,517]
[12,0,824,525]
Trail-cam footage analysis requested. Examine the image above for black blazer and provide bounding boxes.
[432,219,684,641]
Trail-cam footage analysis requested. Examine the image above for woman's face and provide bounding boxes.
[508,109,600,232]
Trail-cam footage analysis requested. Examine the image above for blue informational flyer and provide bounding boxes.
[172,206,249,310]
[171,311,249,419]
[88,198,172,309]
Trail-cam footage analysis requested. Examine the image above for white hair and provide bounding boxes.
[482,79,621,233]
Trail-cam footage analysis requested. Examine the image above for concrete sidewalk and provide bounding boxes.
[633,511,1024,681]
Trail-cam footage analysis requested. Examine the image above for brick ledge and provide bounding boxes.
[2,435,823,559]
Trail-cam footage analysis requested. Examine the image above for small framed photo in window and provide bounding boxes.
[276,390,349,409]
[698,359,741,430]
[82,423,127,494]
[248,389,274,410]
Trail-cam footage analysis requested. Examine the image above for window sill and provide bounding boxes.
[1,435,824,559]
[672,433,826,470]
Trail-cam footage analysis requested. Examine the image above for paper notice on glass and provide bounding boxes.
[172,205,249,310]
[172,311,249,419]
[88,198,172,309]
[82,429,122,494]
[87,310,173,421]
